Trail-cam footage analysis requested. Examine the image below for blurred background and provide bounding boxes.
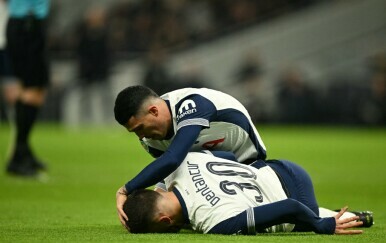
[1,0,385,127]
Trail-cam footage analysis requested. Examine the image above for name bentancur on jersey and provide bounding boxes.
[187,161,220,207]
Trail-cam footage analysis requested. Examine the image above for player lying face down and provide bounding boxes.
[123,190,363,235]
[121,152,371,235]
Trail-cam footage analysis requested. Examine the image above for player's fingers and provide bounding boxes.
[119,215,126,226]
[118,207,129,221]
[336,220,363,229]
[339,229,363,234]
[116,193,128,220]
[120,218,128,229]
[335,229,363,235]
[351,221,363,228]
[337,216,359,225]
[335,206,348,219]
[117,210,129,229]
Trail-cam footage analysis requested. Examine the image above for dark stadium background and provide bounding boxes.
[1,0,385,127]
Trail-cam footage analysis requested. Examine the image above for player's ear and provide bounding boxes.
[148,105,158,116]
[159,215,172,225]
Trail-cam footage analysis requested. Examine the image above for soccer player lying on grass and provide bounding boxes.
[122,151,373,235]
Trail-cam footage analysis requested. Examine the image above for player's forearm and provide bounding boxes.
[124,151,182,193]
[208,199,335,235]
[250,199,335,234]
[125,126,202,193]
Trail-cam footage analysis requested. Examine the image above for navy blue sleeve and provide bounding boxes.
[124,125,202,194]
[208,199,336,235]
[175,94,216,125]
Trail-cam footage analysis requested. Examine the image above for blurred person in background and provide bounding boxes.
[142,44,179,95]
[76,5,112,124]
[358,71,386,125]
[231,52,268,123]
[357,52,386,125]
[4,0,51,177]
[174,58,209,90]
[276,66,317,124]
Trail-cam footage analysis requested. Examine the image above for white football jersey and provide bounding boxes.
[163,152,292,233]
[141,88,266,162]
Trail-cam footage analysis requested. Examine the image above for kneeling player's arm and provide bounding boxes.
[208,199,335,235]
[124,125,202,194]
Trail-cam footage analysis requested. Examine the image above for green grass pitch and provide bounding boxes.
[0,124,385,242]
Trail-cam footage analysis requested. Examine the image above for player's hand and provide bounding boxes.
[334,206,363,235]
[116,186,129,230]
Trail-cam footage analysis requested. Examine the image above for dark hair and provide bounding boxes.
[114,85,159,125]
[123,189,161,233]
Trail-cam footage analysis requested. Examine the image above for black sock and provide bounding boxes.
[14,100,40,156]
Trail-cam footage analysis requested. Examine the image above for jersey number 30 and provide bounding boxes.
[207,162,263,203]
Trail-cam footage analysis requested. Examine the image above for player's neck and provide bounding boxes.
[164,191,184,225]
[160,100,173,140]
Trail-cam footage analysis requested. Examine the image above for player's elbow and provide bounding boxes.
[284,198,303,213]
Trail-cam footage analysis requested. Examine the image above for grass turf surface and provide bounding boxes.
[0,124,385,242]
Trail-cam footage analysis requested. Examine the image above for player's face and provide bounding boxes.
[125,112,167,140]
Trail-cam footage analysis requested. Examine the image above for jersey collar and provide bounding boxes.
[172,187,190,224]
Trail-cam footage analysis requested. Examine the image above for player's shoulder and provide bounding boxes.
[164,88,242,113]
